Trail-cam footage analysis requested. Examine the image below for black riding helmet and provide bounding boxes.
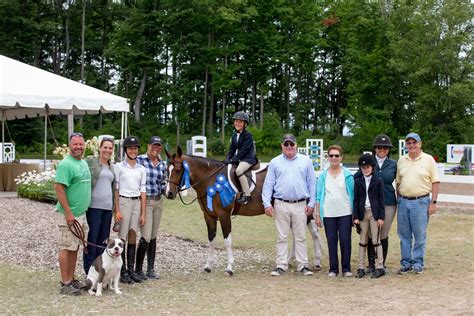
[123,135,140,160]
[123,135,140,148]
[373,134,393,147]
[358,153,376,168]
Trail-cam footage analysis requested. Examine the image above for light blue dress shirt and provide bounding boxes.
[262,153,316,208]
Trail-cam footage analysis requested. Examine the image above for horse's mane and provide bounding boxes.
[185,155,225,168]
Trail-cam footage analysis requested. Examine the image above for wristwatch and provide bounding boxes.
[432,200,437,204]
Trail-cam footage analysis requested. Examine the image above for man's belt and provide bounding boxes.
[400,194,429,200]
[119,195,141,200]
[147,194,162,201]
[275,198,307,204]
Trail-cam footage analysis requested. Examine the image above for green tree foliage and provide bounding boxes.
[1,0,472,159]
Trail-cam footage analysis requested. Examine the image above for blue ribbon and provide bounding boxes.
[180,160,191,189]
[206,174,236,211]
[207,185,216,211]
[216,174,236,208]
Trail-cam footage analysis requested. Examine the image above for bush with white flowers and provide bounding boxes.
[15,169,57,202]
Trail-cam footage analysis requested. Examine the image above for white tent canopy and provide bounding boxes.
[0,55,129,165]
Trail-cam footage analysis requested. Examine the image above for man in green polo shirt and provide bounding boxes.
[55,132,91,295]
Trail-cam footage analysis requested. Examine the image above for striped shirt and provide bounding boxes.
[136,154,168,197]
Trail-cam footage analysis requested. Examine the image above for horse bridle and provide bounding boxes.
[166,159,226,205]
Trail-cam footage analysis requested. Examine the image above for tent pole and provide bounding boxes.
[67,113,74,138]
[1,111,4,163]
[44,114,47,171]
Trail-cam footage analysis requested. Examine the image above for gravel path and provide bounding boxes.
[0,197,270,274]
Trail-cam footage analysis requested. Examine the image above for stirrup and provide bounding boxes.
[236,195,251,204]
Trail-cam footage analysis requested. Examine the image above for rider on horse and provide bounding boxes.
[224,111,257,205]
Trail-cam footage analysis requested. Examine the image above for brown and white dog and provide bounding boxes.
[85,238,124,296]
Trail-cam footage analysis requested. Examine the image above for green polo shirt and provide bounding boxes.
[55,155,91,217]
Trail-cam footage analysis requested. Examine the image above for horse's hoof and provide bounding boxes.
[204,267,211,273]
[225,270,234,276]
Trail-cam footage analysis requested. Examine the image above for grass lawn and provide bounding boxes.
[0,199,473,314]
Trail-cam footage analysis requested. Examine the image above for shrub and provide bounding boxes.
[15,170,57,203]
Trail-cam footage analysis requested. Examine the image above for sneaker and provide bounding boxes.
[70,279,86,290]
[371,268,385,278]
[413,266,424,274]
[60,282,81,296]
[343,271,353,277]
[270,267,286,276]
[313,264,322,272]
[355,269,365,278]
[328,272,337,277]
[300,267,313,276]
[397,266,412,275]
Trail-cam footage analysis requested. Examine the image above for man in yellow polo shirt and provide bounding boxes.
[396,132,440,275]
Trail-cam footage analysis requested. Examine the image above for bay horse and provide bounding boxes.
[165,147,323,275]
[165,147,266,275]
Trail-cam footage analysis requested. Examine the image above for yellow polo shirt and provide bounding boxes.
[396,152,440,197]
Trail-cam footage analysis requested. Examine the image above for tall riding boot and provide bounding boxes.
[135,237,148,281]
[381,237,389,268]
[127,244,143,283]
[366,238,375,273]
[120,247,133,284]
[146,238,159,279]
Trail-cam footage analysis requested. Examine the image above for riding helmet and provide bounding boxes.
[123,135,140,148]
[358,153,376,167]
[232,111,249,123]
[373,134,393,148]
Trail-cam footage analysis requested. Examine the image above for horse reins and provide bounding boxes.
[68,219,106,253]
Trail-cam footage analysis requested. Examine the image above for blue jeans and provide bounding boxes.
[84,207,113,274]
[397,197,430,269]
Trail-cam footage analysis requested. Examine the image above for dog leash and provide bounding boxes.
[68,219,106,253]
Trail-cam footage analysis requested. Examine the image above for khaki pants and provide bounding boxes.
[140,197,164,242]
[274,199,309,272]
[117,197,140,240]
[236,161,252,196]
[358,208,383,270]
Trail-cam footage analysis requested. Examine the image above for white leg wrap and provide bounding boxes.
[205,239,216,271]
[308,220,323,265]
[224,234,234,274]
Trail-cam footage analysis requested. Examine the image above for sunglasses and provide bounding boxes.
[328,154,341,158]
[375,146,389,150]
[69,132,84,140]
[405,141,418,146]
[283,142,295,147]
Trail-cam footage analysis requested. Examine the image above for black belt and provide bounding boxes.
[119,195,141,200]
[147,195,162,201]
[275,198,307,204]
[400,194,429,200]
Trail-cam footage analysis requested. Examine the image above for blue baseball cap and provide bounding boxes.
[405,132,421,142]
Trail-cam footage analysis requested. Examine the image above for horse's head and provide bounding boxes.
[165,146,185,200]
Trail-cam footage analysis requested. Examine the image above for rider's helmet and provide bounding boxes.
[232,111,249,123]
[373,134,393,148]
[123,135,140,149]
[358,153,376,168]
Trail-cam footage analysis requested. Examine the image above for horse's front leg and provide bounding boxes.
[220,214,234,276]
[203,212,217,273]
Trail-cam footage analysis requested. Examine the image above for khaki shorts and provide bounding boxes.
[57,212,89,251]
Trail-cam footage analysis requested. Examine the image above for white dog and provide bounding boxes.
[85,238,124,296]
